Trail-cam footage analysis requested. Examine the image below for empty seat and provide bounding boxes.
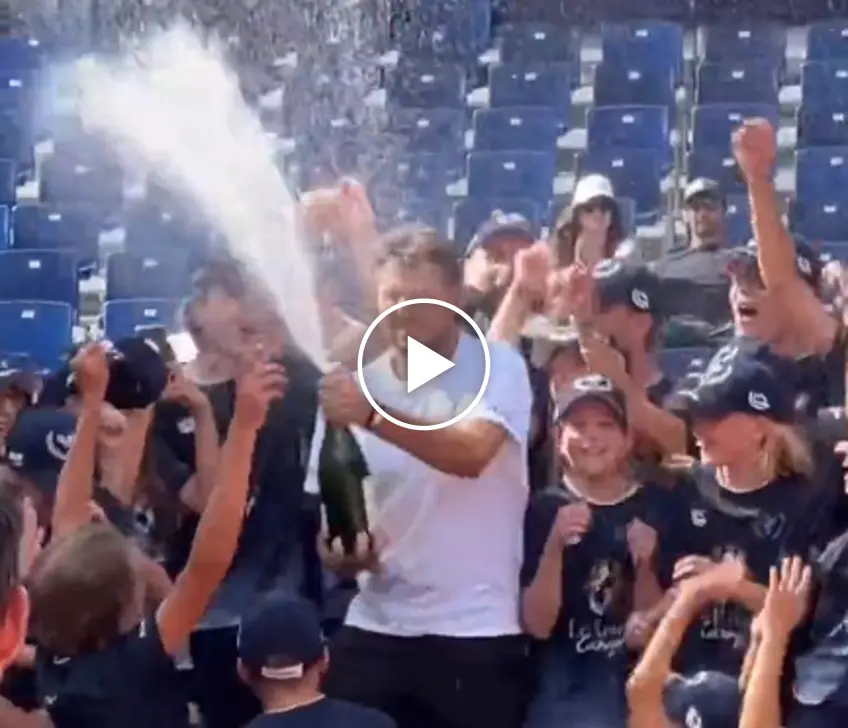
[124,206,211,256]
[473,107,558,151]
[370,152,454,199]
[577,148,663,218]
[686,148,748,193]
[807,21,848,62]
[724,193,753,246]
[0,37,41,72]
[0,301,72,372]
[701,24,786,64]
[386,108,465,154]
[0,158,15,207]
[39,155,123,216]
[499,23,577,66]
[387,197,451,239]
[691,103,779,150]
[0,206,9,249]
[795,148,848,206]
[12,204,99,259]
[0,250,77,308]
[384,59,465,108]
[802,61,848,110]
[695,61,779,105]
[395,0,490,59]
[593,62,675,109]
[798,107,848,147]
[819,241,848,261]
[0,110,32,173]
[453,197,544,247]
[587,106,671,168]
[791,199,848,241]
[488,62,572,121]
[601,22,685,85]
[105,251,193,301]
[466,151,555,204]
[103,299,179,341]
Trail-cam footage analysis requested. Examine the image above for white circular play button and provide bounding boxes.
[356,298,491,431]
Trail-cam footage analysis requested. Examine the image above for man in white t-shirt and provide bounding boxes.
[311,226,533,728]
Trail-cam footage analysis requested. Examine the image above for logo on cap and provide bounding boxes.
[631,288,650,310]
[593,259,622,279]
[747,391,770,411]
[45,431,73,462]
[685,706,702,728]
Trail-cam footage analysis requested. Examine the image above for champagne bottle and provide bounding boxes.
[318,424,370,553]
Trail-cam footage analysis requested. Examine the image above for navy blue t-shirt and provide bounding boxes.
[671,464,838,675]
[245,698,395,728]
[36,616,189,728]
[521,483,683,675]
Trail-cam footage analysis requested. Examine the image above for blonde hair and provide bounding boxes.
[761,421,814,480]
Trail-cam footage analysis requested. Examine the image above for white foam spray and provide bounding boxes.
[68,23,328,369]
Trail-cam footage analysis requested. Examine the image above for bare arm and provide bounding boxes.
[487,283,535,347]
[178,397,219,513]
[521,534,566,639]
[108,407,154,506]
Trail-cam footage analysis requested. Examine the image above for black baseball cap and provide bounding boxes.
[466,211,535,256]
[3,407,76,495]
[555,374,627,429]
[0,354,39,405]
[592,259,663,317]
[663,671,742,728]
[728,238,822,291]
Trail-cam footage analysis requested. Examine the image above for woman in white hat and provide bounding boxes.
[551,174,630,270]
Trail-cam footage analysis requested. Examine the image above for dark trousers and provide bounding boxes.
[324,626,531,728]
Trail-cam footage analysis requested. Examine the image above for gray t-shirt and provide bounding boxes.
[653,246,734,325]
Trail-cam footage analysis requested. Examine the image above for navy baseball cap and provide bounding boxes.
[592,259,663,317]
[3,407,76,495]
[728,238,822,291]
[104,336,169,410]
[0,354,39,405]
[663,671,742,728]
[683,338,796,423]
[466,211,535,255]
[555,374,627,429]
[237,595,325,680]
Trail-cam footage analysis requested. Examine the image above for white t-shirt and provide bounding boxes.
[305,333,532,638]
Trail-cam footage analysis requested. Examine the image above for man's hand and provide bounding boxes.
[72,343,110,406]
[320,364,373,428]
[732,118,777,182]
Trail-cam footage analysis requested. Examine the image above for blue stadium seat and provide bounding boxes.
[819,241,848,261]
[0,38,41,72]
[374,196,451,239]
[601,22,684,85]
[488,62,572,122]
[797,107,848,147]
[473,107,558,151]
[691,103,779,151]
[124,206,211,256]
[0,74,30,115]
[577,148,663,219]
[105,251,192,301]
[39,155,123,216]
[686,147,747,193]
[587,105,671,169]
[103,299,179,341]
[695,61,779,105]
[395,0,490,59]
[0,206,9,249]
[791,199,848,241]
[724,194,752,246]
[795,148,848,206]
[0,250,77,308]
[11,204,99,259]
[499,23,577,67]
[384,59,466,108]
[0,158,15,207]
[660,347,715,381]
[801,62,848,109]
[807,21,848,62]
[701,24,786,64]
[0,301,72,372]
[593,62,675,109]
[466,151,555,204]
[0,110,33,175]
[386,108,465,155]
[370,152,454,199]
[453,197,544,247]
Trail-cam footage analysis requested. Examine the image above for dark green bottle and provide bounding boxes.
[318,424,370,553]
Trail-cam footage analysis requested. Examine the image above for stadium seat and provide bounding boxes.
[0,37,41,72]
[39,154,123,217]
[593,62,675,109]
[577,148,663,219]
[472,107,558,152]
[384,59,466,108]
[124,206,212,256]
[0,158,15,207]
[807,21,848,62]
[373,196,451,239]
[12,204,99,259]
[0,301,72,372]
[466,151,555,204]
[0,206,9,249]
[0,250,78,308]
[600,22,685,85]
[797,107,848,148]
[488,62,572,122]
[395,0,491,59]
[386,108,465,155]
[370,151,454,199]
[453,197,544,247]
[801,62,848,110]
[791,199,848,241]
[660,346,715,382]
[686,147,747,193]
[499,23,578,67]
[695,61,779,105]
[105,251,193,302]
[691,103,779,151]
[724,193,753,246]
[587,105,671,169]
[0,111,33,176]
[103,299,180,341]
[700,24,786,64]
[795,148,848,205]
[819,241,848,261]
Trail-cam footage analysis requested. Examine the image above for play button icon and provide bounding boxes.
[406,336,455,393]
[357,298,491,431]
